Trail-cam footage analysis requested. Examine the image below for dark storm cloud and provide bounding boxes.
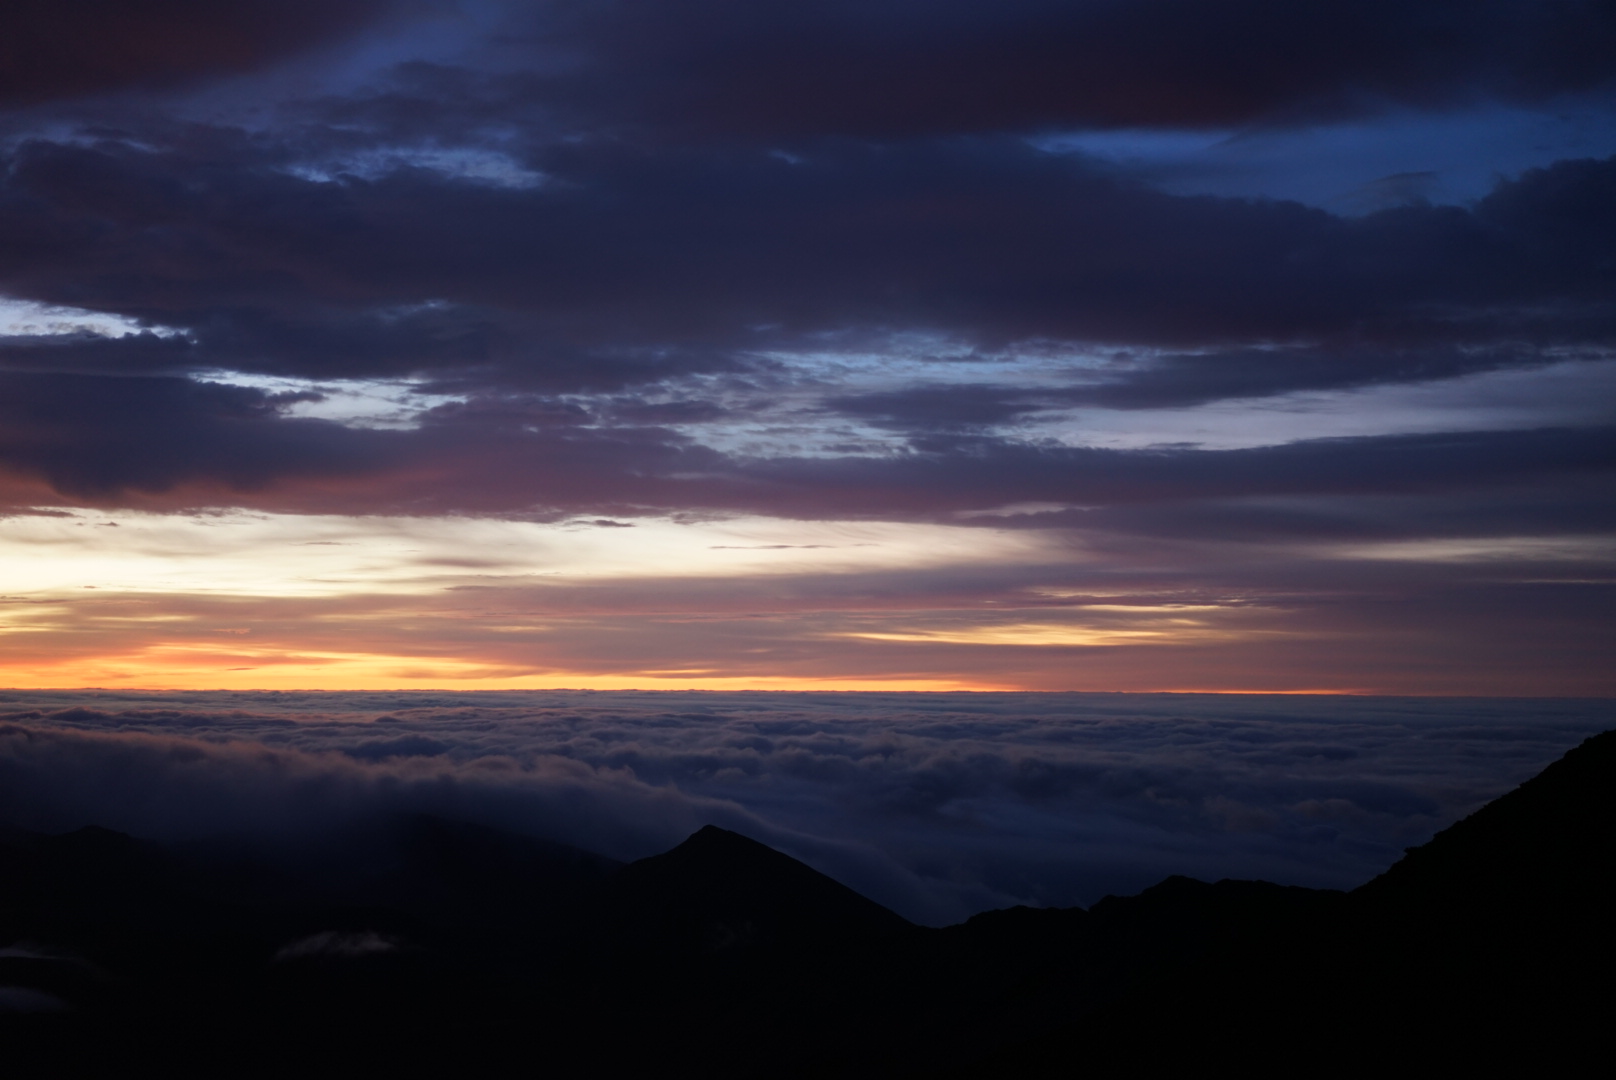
[827,345,1574,426]
[0,370,727,511]
[2,131,1612,392]
[526,0,1616,138]
[737,426,1616,520]
[975,482,1616,545]
[0,2,1608,542]
[0,331,197,377]
[824,385,1041,432]
[181,305,500,381]
[602,399,733,426]
[0,0,394,106]
[0,371,387,497]
[1059,344,1573,410]
[1,358,1612,516]
[0,690,1608,922]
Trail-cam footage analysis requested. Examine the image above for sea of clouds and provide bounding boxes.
[1,690,1608,925]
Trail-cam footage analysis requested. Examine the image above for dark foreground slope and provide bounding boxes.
[2,731,1613,1077]
[971,726,1616,1075]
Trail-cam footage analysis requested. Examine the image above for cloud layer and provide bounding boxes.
[1,689,1608,923]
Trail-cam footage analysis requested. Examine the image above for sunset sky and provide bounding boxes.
[1,0,1613,693]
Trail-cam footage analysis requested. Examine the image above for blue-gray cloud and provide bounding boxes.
[515,0,1616,138]
[0,5,1608,521]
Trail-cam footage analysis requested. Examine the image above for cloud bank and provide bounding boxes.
[1,689,1607,923]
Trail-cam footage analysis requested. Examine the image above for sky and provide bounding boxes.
[1,0,1614,693]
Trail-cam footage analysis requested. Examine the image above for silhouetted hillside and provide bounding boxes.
[967,728,1616,1076]
[3,731,1613,1077]
[1362,725,1616,910]
[599,824,911,953]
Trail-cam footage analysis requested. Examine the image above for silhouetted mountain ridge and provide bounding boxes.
[598,824,912,957]
[1361,724,1616,911]
[2,729,1612,1076]
[965,728,1616,1075]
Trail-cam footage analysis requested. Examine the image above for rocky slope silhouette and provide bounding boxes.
[2,730,1611,1076]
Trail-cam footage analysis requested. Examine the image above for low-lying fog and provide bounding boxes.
[1,690,1606,925]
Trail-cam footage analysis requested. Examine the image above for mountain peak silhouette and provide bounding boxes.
[4,733,1613,1076]
[598,824,911,958]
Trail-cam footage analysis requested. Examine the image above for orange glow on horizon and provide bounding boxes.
[0,646,1385,695]
[5,507,1611,698]
[0,647,992,693]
